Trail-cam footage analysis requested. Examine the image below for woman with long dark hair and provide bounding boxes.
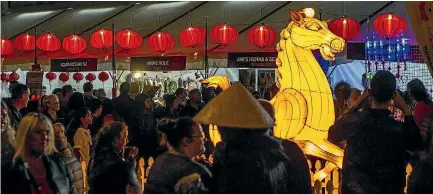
[135,94,157,159]
[407,79,433,128]
[65,107,93,164]
[88,122,138,190]
[145,117,211,194]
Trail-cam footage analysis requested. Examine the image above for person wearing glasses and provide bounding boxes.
[145,117,211,194]
[2,113,76,194]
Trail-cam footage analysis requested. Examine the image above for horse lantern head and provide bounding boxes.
[286,9,345,61]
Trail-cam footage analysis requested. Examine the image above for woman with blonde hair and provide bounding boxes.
[2,113,76,194]
[1,100,16,166]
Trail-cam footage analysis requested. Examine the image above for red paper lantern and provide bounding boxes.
[210,24,238,46]
[85,73,96,82]
[180,26,206,47]
[62,35,87,55]
[147,32,175,53]
[36,33,61,52]
[98,71,109,82]
[1,72,9,82]
[14,33,35,52]
[45,72,57,81]
[1,39,14,55]
[247,24,277,48]
[329,17,360,42]
[73,72,84,82]
[373,13,407,38]
[91,29,113,49]
[116,30,142,49]
[9,72,19,82]
[59,73,69,83]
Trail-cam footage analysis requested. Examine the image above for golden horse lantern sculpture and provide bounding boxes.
[205,9,345,179]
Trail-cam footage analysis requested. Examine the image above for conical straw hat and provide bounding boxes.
[193,82,274,129]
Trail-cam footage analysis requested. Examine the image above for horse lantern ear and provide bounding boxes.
[289,9,304,25]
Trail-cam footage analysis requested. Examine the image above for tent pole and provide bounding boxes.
[204,17,208,79]
[111,21,117,97]
[34,27,37,67]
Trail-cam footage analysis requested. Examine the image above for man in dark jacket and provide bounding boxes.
[3,83,30,129]
[330,71,423,194]
[180,89,203,117]
[111,82,139,144]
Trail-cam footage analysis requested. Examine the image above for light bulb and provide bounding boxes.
[259,26,264,31]
[388,14,393,20]
[223,25,227,30]
[133,72,141,79]
[302,8,315,18]
[343,19,347,24]
[157,33,161,38]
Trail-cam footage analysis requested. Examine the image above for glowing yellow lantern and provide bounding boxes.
[270,9,345,169]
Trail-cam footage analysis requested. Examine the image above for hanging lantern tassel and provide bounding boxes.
[45,72,57,89]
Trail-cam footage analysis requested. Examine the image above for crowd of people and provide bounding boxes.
[1,70,432,194]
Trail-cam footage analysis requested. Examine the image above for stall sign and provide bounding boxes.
[51,58,98,72]
[130,56,187,71]
[227,52,278,68]
[26,72,44,91]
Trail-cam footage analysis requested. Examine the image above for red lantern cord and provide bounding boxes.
[90,29,113,49]
[329,17,360,42]
[9,72,20,82]
[59,73,69,83]
[148,32,175,53]
[373,13,407,38]
[62,35,87,55]
[210,24,238,46]
[247,24,277,48]
[116,30,142,49]
[180,26,206,47]
[73,72,84,83]
[1,39,14,56]
[14,33,35,52]
[85,73,96,82]
[36,33,61,52]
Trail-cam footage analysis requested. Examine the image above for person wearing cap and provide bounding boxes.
[330,70,423,194]
[194,83,305,194]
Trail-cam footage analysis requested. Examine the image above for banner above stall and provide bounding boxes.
[227,52,278,68]
[51,58,98,72]
[130,56,187,71]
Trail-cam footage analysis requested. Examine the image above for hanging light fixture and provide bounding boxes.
[14,33,35,51]
[36,33,61,52]
[329,16,360,41]
[247,24,277,48]
[210,23,238,46]
[62,34,87,55]
[373,13,407,38]
[147,31,175,53]
[90,28,113,49]
[115,29,142,49]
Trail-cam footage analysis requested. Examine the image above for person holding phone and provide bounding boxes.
[330,70,423,194]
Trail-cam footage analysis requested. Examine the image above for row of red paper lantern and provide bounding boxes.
[0,71,109,83]
[46,72,110,83]
[1,72,20,82]
[0,24,274,56]
[1,12,406,56]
